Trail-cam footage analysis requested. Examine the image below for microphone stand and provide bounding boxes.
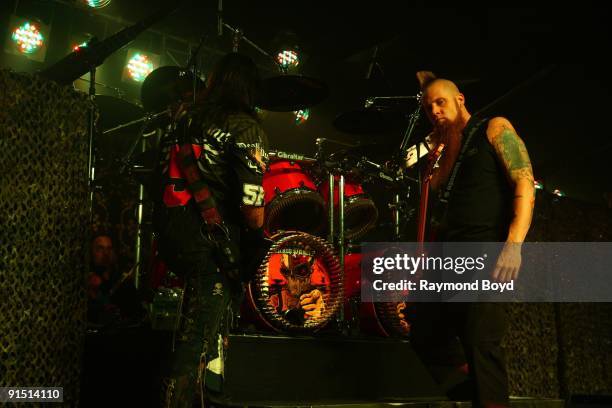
[186,35,207,104]
[118,116,158,289]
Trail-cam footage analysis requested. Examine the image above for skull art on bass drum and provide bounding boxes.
[245,231,343,332]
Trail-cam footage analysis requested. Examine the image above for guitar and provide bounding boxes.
[417,143,445,243]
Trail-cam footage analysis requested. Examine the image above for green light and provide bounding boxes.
[552,189,565,197]
[73,41,88,52]
[86,0,111,8]
[127,53,154,82]
[11,22,44,54]
[534,180,544,190]
[294,109,309,125]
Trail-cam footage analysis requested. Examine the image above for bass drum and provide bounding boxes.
[343,244,414,337]
[241,231,343,333]
[263,159,326,236]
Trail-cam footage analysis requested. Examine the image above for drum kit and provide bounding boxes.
[249,124,418,336]
[88,19,430,338]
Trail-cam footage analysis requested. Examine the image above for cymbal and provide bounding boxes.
[331,142,396,160]
[95,95,144,132]
[258,75,329,112]
[333,107,404,134]
[141,66,205,112]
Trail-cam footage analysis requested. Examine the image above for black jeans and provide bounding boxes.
[157,206,241,406]
[410,302,509,407]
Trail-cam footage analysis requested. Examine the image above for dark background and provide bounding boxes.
[1,1,611,204]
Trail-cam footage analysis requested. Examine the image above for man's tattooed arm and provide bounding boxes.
[487,117,535,243]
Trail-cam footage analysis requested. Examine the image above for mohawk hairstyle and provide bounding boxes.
[416,70,437,91]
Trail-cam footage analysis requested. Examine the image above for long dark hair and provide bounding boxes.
[199,52,262,125]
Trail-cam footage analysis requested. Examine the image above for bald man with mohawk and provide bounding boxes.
[409,72,535,408]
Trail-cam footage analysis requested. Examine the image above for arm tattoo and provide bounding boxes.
[492,126,534,184]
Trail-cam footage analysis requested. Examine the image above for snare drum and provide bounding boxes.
[263,159,326,236]
[318,175,378,241]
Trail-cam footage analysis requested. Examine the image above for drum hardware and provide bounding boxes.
[139,66,205,114]
[268,150,317,164]
[332,107,405,135]
[364,95,419,109]
[396,92,424,161]
[220,22,329,112]
[39,2,187,222]
[102,109,170,136]
[150,287,184,331]
[258,75,329,112]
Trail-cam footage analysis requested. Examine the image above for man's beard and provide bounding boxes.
[435,111,466,145]
[430,108,468,191]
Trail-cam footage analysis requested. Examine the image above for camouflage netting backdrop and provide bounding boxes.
[0,69,90,407]
[506,192,612,398]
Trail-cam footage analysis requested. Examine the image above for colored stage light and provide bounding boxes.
[271,30,303,74]
[5,15,50,62]
[552,189,565,197]
[277,50,299,69]
[70,32,94,54]
[72,41,89,52]
[127,53,154,82]
[121,49,160,84]
[84,0,112,8]
[294,109,310,125]
[534,180,544,190]
[11,22,44,55]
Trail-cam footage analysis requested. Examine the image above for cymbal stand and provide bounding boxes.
[87,64,96,224]
[384,93,423,241]
[315,138,357,246]
[118,115,158,289]
[186,35,207,104]
[387,185,414,241]
[84,38,100,224]
[222,22,283,71]
[397,92,423,153]
[315,137,361,332]
[102,109,169,135]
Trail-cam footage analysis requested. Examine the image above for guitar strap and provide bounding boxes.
[431,116,489,231]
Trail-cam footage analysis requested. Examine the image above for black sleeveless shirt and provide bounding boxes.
[436,118,513,242]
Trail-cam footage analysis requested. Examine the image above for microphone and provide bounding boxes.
[365,46,378,79]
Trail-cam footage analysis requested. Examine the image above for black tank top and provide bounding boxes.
[437,118,513,242]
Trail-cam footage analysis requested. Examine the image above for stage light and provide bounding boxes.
[534,180,544,190]
[277,50,299,69]
[122,49,159,83]
[294,109,310,125]
[72,42,88,52]
[84,0,111,8]
[11,22,44,54]
[4,15,50,62]
[552,189,565,197]
[69,32,94,54]
[271,30,302,74]
[127,53,154,81]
